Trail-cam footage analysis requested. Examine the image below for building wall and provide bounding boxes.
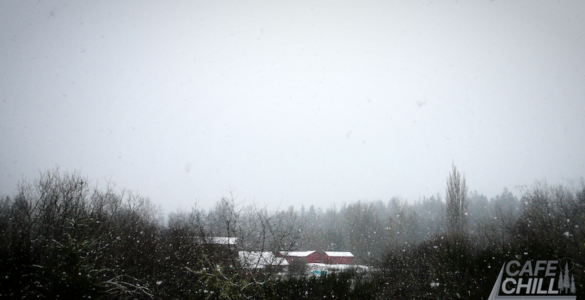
[324,255,353,264]
[305,252,322,263]
[285,251,322,264]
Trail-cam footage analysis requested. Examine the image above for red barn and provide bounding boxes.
[279,251,322,264]
[323,251,354,264]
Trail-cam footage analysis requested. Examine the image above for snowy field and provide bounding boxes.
[305,263,369,277]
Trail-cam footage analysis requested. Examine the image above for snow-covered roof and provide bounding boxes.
[279,250,316,257]
[238,251,289,269]
[205,237,238,245]
[324,251,354,257]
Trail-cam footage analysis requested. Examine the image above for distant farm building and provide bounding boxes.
[238,251,288,273]
[204,237,238,246]
[323,251,354,264]
[279,251,322,264]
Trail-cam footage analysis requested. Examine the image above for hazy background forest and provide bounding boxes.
[1,168,583,299]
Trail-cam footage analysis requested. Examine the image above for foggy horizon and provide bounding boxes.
[4,165,580,215]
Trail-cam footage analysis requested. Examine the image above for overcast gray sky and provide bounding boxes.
[1,0,584,214]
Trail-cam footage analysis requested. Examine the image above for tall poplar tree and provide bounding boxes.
[445,163,468,236]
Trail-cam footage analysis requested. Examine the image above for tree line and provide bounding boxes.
[0,168,583,299]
